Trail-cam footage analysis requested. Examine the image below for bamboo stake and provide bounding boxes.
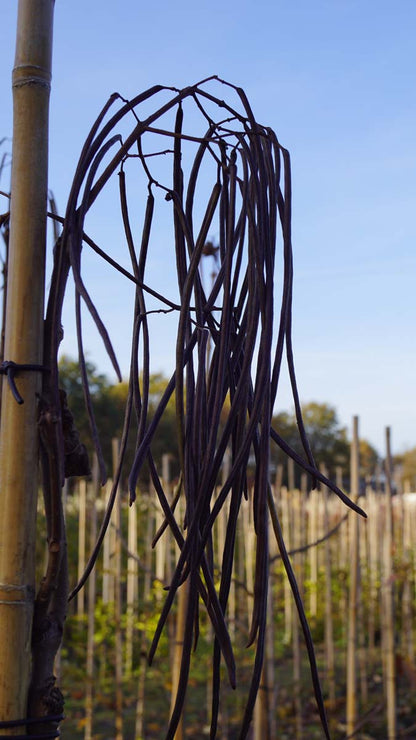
[321,468,335,715]
[135,499,153,740]
[337,470,348,644]
[85,464,98,740]
[382,427,397,739]
[292,488,303,739]
[366,488,378,656]
[357,527,368,706]
[0,1,54,731]
[162,453,173,588]
[77,479,87,617]
[98,481,113,688]
[280,486,292,644]
[125,495,138,677]
[402,494,414,663]
[346,415,360,737]
[308,487,319,620]
[102,480,112,604]
[242,494,255,630]
[254,580,274,740]
[154,482,166,602]
[54,478,68,685]
[112,438,123,740]
[265,570,277,739]
[170,580,189,740]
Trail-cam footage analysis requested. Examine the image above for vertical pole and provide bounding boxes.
[383,427,397,739]
[292,486,303,740]
[85,461,98,740]
[346,415,360,737]
[112,438,123,740]
[125,497,138,677]
[308,486,318,619]
[280,486,292,645]
[77,479,87,617]
[102,481,112,604]
[321,465,335,717]
[0,1,54,731]
[135,498,153,740]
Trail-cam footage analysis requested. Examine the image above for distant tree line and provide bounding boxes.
[58,355,178,488]
[59,355,398,491]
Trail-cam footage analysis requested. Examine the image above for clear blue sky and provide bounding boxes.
[1,0,415,456]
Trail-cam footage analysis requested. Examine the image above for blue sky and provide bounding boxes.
[1,0,415,456]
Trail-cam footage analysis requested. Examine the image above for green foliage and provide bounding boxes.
[272,402,349,484]
[397,446,416,489]
[58,356,179,485]
[271,402,379,486]
[59,359,378,492]
[359,438,379,479]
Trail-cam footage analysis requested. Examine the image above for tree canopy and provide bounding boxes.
[59,356,380,490]
[58,355,179,485]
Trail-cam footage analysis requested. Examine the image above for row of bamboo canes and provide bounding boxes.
[57,419,416,739]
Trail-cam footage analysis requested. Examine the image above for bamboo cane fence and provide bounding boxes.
[47,426,416,740]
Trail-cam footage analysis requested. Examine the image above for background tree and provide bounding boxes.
[395,446,416,490]
[271,402,378,488]
[359,438,379,480]
[271,402,349,485]
[58,356,179,485]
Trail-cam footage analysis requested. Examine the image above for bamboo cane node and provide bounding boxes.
[12,64,51,91]
[0,582,35,605]
[0,361,49,404]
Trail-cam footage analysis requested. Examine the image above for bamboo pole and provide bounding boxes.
[357,487,368,707]
[254,594,273,740]
[102,480,112,604]
[135,499,153,740]
[242,494,255,630]
[85,462,98,740]
[366,488,379,656]
[346,415,360,737]
[77,479,87,617]
[321,468,335,715]
[125,495,138,677]
[280,486,292,644]
[154,481,166,602]
[112,438,123,740]
[170,580,189,740]
[402,493,414,663]
[308,486,319,620]
[292,487,303,740]
[382,427,397,739]
[0,1,54,732]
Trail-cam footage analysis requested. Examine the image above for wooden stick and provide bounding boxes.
[77,479,87,617]
[112,438,123,740]
[382,427,397,739]
[280,486,292,644]
[322,468,335,715]
[308,487,319,620]
[346,415,360,737]
[85,462,98,740]
[0,0,54,730]
[125,492,138,677]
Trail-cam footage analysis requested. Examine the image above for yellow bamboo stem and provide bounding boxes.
[346,415,360,737]
[0,1,54,732]
[382,427,397,739]
[85,466,98,740]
